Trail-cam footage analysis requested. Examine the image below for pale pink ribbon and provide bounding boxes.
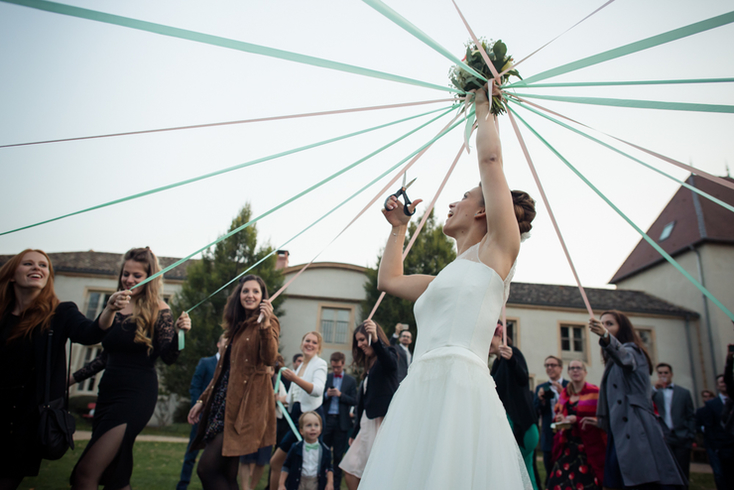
[366,142,466,331]
[508,94,734,192]
[259,110,464,324]
[498,0,617,78]
[0,98,455,149]
[506,109,595,318]
[451,0,617,82]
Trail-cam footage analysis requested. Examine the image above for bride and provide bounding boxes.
[358,86,536,489]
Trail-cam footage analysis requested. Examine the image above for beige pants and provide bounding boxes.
[298,475,318,490]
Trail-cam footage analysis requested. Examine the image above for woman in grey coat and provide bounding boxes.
[589,310,685,489]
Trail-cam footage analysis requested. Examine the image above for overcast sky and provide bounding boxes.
[1,0,733,296]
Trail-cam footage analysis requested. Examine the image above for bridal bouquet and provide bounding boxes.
[449,39,522,116]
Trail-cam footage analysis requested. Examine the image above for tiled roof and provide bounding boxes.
[610,174,734,283]
[0,251,193,281]
[508,282,698,319]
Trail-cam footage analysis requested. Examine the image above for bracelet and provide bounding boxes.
[196,400,203,404]
[603,330,610,340]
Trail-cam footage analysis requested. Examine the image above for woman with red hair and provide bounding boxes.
[0,250,128,490]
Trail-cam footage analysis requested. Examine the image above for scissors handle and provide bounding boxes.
[384,189,415,216]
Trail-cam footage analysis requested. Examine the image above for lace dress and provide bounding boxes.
[359,243,531,489]
[71,309,179,488]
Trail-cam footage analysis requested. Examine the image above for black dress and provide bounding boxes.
[0,302,106,478]
[71,309,179,489]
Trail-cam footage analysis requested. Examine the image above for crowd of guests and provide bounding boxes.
[3,247,734,490]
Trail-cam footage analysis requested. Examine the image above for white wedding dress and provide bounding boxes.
[359,243,532,489]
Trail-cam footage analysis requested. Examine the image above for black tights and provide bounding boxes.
[197,433,239,490]
[71,423,130,490]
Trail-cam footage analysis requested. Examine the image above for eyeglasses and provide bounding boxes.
[568,366,585,371]
[544,364,560,368]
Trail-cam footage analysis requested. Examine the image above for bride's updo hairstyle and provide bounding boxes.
[478,183,536,236]
[511,190,536,235]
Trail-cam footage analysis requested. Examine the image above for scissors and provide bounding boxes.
[384,173,417,216]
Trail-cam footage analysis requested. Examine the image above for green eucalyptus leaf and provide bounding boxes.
[494,40,507,60]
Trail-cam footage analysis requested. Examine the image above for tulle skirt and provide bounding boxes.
[339,412,383,479]
[359,346,532,489]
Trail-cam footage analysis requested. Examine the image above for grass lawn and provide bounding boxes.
[19,443,715,490]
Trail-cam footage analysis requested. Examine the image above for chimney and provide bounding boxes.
[275,250,289,271]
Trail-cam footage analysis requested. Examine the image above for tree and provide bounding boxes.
[162,203,285,400]
[361,209,456,340]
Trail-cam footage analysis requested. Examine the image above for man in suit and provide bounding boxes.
[698,373,734,489]
[533,355,568,482]
[176,336,223,490]
[652,362,696,485]
[323,351,357,490]
[390,323,412,382]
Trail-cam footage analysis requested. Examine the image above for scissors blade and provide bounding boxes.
[401,172,407,188]
[404,177,417,190]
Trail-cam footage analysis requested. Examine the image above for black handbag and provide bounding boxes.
[38,328,76,460]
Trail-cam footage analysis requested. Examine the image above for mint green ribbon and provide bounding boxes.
[1,0,458,94]
[362,0,484,84]
[510,93,734,114]
[508,10,734,88]
[274,368,302,442]
[187,106,465,313]
[0,105,451,236]
[508,78,734,89]
[507,99,734,215]
[508,106,734,323]
[130,106,458,292]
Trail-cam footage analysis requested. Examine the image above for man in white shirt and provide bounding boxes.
[390,323,413,382]
[652,362,696,484]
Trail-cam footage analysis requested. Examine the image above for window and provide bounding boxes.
[84,290,114,319]
[560,323,587,362]
[659,221,675,241]
[637,328,657,366]
[501,318,519,346]
[320,307,352,345]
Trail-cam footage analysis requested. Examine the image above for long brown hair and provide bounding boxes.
[351,321,389,373]
[222,274,269,340]
[1,249,60,342]
[601,310,653,375]
[119,247,163,353]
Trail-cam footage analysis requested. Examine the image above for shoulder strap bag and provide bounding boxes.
[37,328,76,460]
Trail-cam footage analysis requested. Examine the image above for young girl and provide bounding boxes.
[187,274,278,490]
[0,249,126,490]
[340,320,398,490]
[279,412,334,490]
[70,247,191,490]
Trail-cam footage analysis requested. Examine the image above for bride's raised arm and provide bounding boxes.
[377,195,435,302]
[474,86,521,280]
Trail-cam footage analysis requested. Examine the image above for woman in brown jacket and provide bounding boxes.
[187,275,280,490]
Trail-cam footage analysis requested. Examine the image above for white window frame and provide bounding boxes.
[83,288,115,319]
[558,321,590,364]
[317,304,355,347]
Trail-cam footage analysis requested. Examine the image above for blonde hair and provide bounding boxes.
[301,331,323,355]
[118,247,163,353]
[298,411,323,430]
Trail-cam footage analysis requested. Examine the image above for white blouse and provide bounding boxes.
[285,355,327,413]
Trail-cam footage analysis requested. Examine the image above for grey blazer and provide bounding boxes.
[652,384,696,447]
[597,335,686,487]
